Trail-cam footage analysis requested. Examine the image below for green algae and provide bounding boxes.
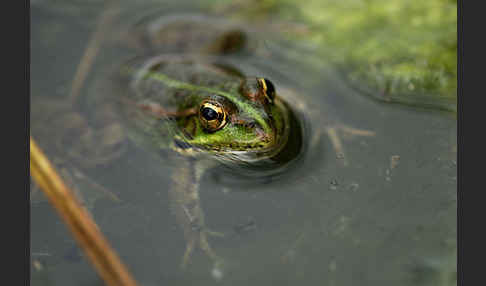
[215,0,457,112]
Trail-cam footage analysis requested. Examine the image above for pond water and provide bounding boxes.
[30,1,456,286]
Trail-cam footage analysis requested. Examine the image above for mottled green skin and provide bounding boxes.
[116,55,290,164]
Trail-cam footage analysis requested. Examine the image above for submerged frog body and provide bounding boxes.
[102,54,302,270]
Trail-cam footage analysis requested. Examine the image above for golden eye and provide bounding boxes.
[199,101,227,132]
[258,78,276,104]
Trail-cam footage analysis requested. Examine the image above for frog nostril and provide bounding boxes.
[245,122,256,128]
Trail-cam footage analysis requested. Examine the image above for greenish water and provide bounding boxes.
[31,1,456,286]
[217,0,457,112]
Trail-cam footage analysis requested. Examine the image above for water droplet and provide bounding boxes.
[329,179,339,190]
[348,183,359,192]
[211,262,225,281]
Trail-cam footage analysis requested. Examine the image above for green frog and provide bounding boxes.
[32,13,304,275]
[97,53,303,271]
[31,12,373,277]
[105,15,305,273]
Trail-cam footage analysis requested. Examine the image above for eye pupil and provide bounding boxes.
[201,107,218,120]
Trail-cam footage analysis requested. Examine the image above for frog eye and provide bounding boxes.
[199,101,227,132]
[258,78,276,104]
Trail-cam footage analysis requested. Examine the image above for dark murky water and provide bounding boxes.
[30,1,456,286]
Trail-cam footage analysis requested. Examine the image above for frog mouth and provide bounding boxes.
[174,138,273,153]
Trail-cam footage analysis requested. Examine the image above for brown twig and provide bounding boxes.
[30,137,139,286]
[70,5,119,105]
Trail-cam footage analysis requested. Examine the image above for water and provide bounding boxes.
[30,1,456,285]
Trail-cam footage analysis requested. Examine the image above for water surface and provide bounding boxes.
[30,1,456,286]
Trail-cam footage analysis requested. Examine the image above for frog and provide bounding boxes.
[31,11,375,277]
[31,13,298,274]
[92,54,301,272]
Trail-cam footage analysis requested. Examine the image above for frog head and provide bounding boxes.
[174,77,290,159]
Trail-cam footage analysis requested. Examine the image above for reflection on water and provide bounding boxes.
[31,1,456,286]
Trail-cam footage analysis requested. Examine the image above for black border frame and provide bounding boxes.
[4,0,30,285]
[457,1,462,285]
